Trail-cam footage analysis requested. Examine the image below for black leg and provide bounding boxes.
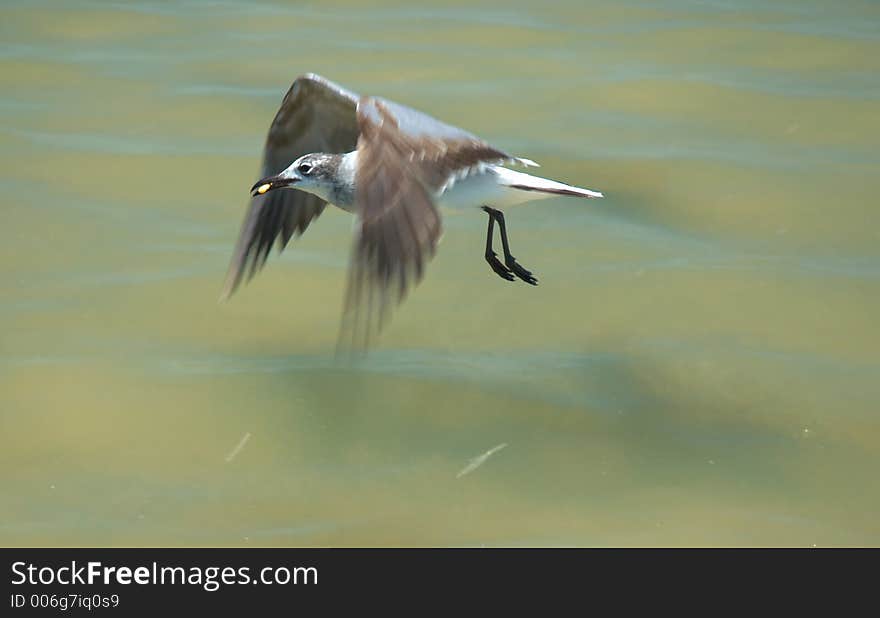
[487,208,538,285]
[482,207,515,281]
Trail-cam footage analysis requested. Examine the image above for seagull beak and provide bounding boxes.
[250,175,297,197]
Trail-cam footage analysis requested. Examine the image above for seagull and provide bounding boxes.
[223,73,603,345]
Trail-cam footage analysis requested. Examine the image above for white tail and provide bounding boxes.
[494,166,604,199]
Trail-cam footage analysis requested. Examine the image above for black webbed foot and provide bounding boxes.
[505,256,538,285]
[486,251,515,281]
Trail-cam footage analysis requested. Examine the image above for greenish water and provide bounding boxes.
[2,0,879,546]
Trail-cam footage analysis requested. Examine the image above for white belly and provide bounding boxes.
[435,166,551,211]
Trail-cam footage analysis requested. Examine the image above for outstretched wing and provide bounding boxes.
[222,74,360,299]
[341,97,518,348]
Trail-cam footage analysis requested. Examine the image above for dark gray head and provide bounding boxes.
[250,153,345,199]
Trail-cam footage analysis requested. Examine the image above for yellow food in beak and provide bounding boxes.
[257,183,272,195]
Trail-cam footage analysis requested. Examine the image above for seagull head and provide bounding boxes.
[250,153,343,198]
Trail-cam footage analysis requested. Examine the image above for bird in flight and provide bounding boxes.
[223,74,603,347]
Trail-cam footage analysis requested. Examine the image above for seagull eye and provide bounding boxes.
[298,163,313,175]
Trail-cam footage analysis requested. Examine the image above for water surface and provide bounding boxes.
[2,0,879,546]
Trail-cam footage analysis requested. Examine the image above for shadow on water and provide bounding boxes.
[204,341,799,485]
[161,338,840,545]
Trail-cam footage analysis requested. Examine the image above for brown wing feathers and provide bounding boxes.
[340,98,512,348]
[340,100,442,346]
[222,76,358,300]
